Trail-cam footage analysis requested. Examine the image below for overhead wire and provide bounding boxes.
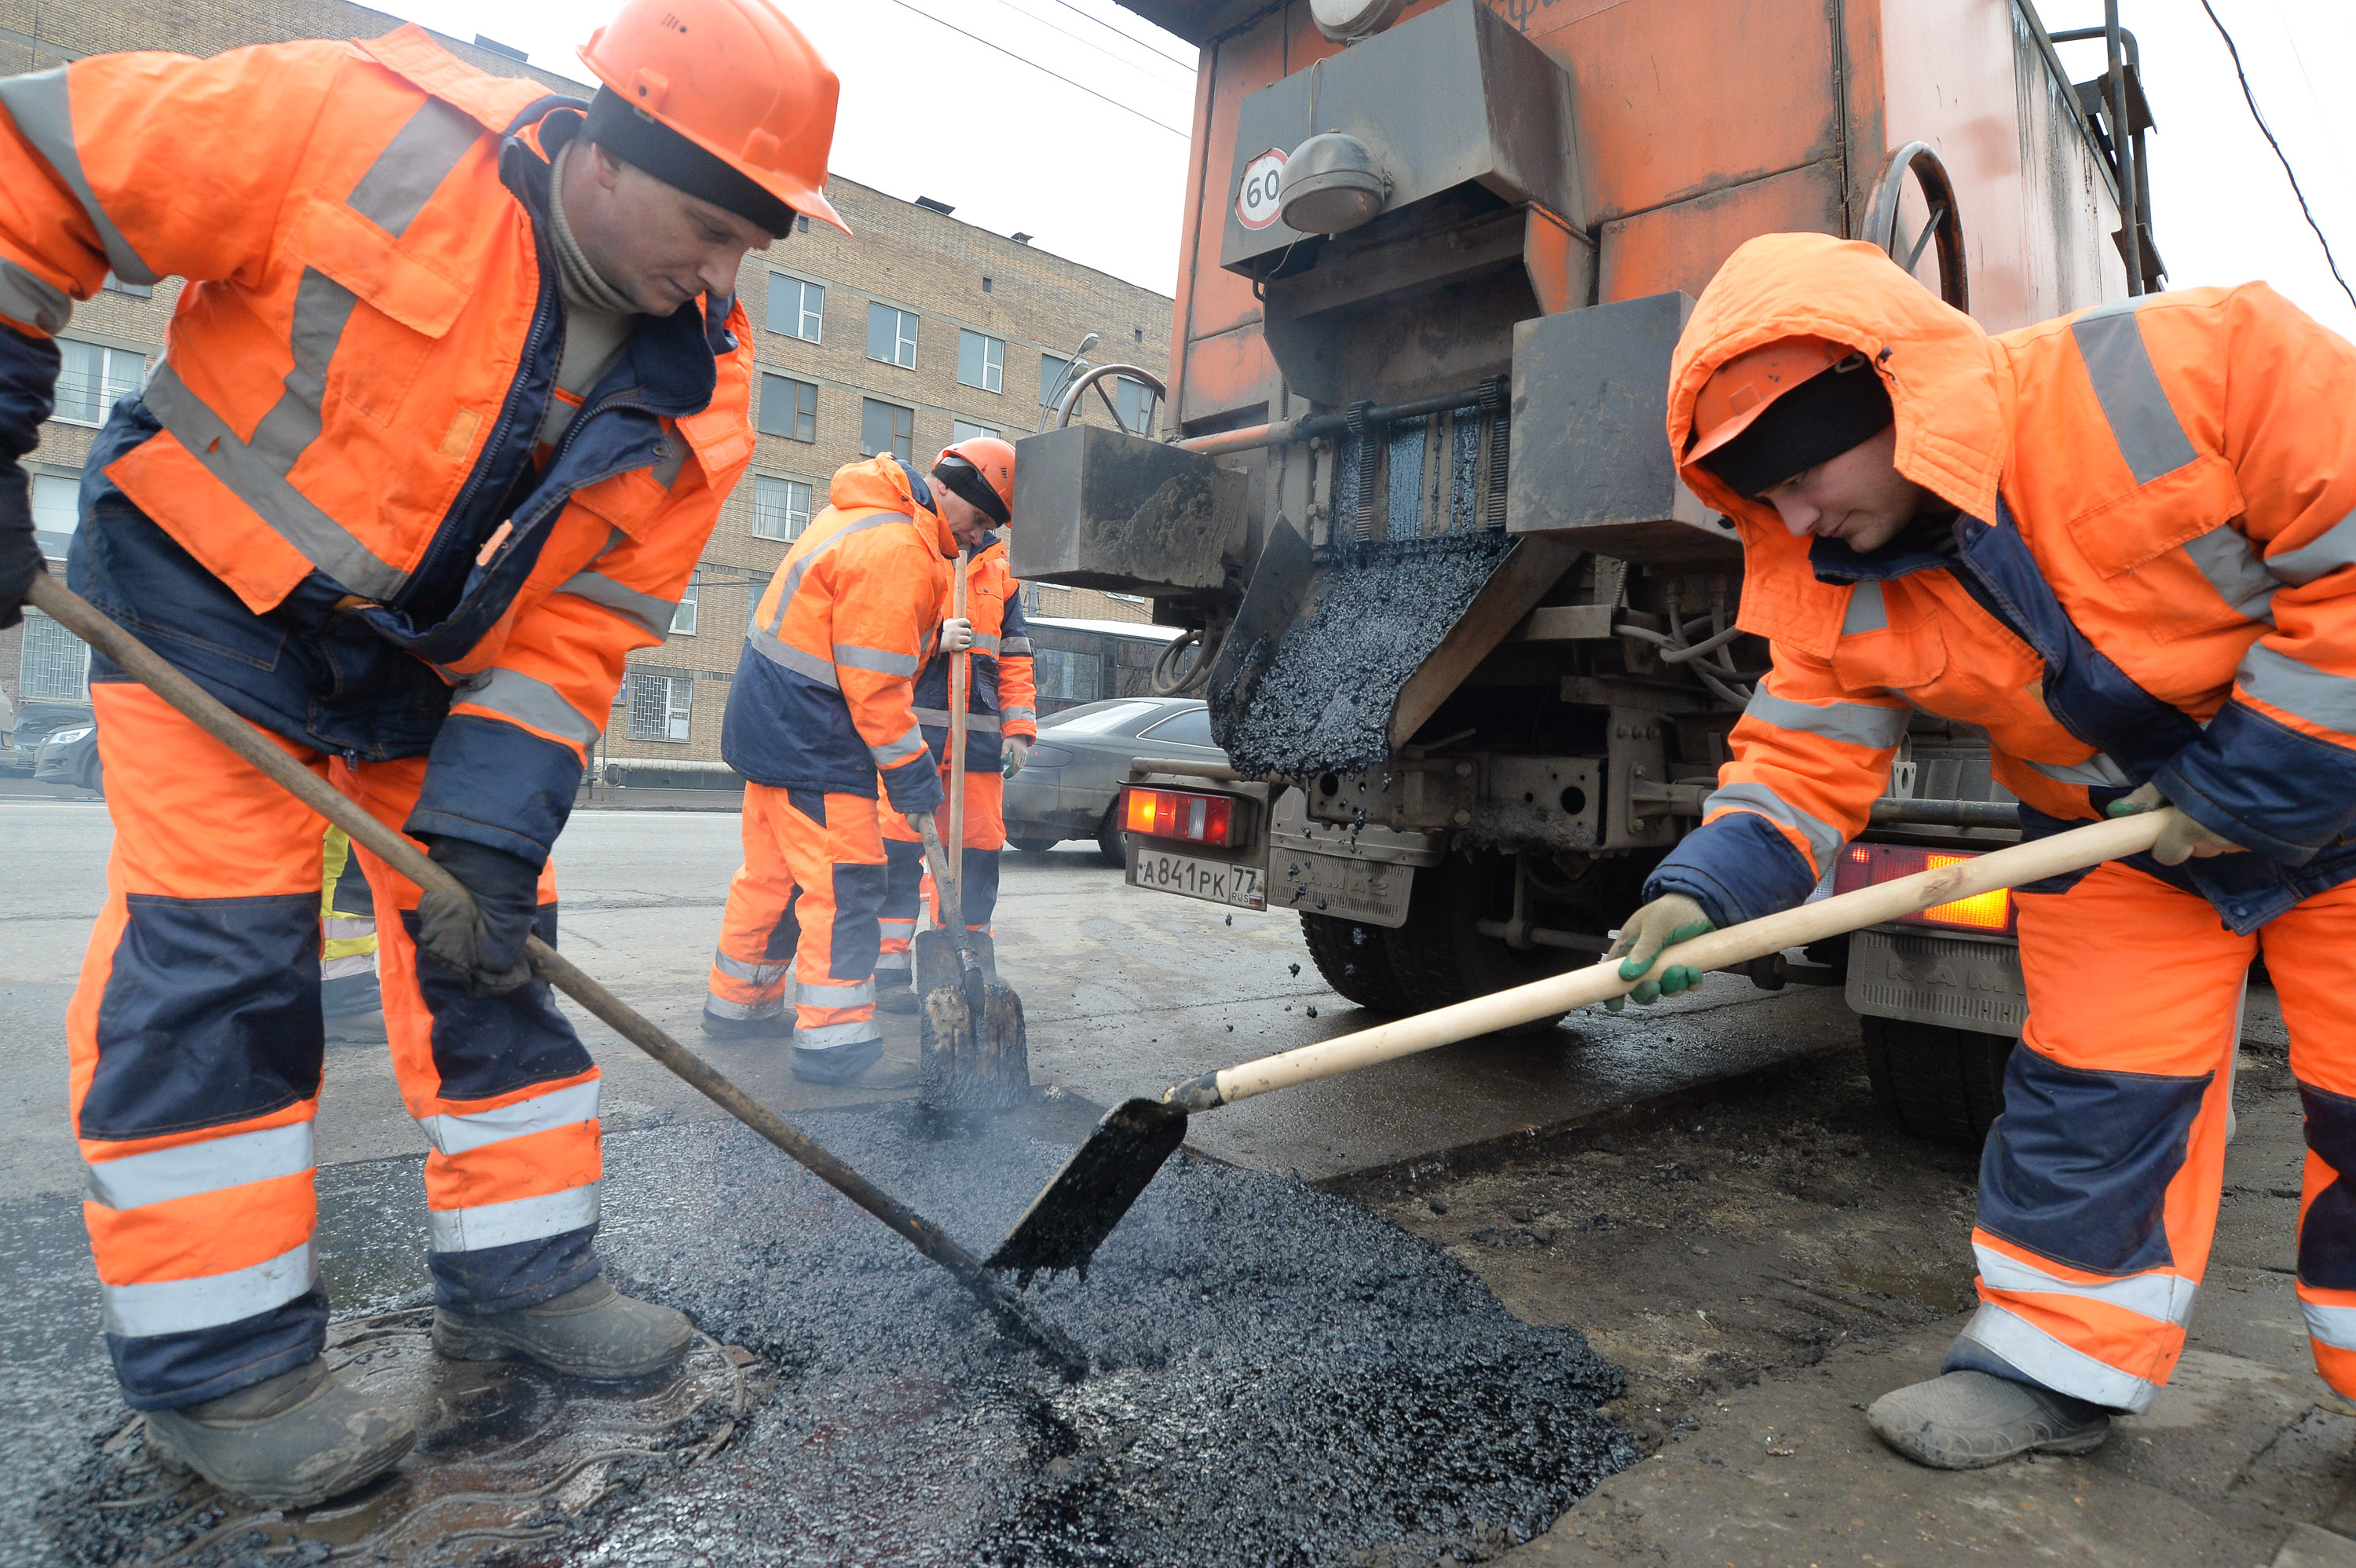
[2197,0,2356,313]
[882,0,1190,139]
[982,0,1194,86]
[1035,0,1198,71]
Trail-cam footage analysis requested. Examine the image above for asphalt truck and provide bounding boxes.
[1008,0,2164,1146]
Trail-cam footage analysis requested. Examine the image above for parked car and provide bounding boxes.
[5,700,91,776]
[34,718,101,795]
[1003,696,1228,865]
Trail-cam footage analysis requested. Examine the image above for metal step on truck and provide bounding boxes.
[1009,0,2165,1147]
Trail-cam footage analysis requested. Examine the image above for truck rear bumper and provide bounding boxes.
[1844,926,2025,1037]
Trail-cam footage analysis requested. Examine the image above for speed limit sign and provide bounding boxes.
[1236,148,1287,231]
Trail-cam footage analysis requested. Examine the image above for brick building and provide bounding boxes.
[0,0,1175,777]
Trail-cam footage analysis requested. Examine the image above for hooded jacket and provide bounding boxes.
[723,455,956,811]
[910,532,1037,772]
[1647,233,2356,934]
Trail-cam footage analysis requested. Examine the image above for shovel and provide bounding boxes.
[28,576,1081,1376]
[985,808,2174,1284]
[913,553,1029,1114]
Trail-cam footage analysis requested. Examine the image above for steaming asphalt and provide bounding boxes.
[0,794,1853,1563]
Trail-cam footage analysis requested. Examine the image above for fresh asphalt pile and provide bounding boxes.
[1215,532,1512,780]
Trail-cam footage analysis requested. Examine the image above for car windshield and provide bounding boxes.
[1041,700,1164,735]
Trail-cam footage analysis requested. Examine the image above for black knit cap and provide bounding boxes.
[581,86,798,238]
[1698,358,1894,498]
[932,455,1010,526]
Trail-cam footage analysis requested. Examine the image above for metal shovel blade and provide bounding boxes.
[913,927,1030,1114]
[985,1096,1189,1286]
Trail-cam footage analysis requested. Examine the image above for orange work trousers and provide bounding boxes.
[706,784,887,1081]
[1949,859,2356,1413]
[72,685,600,1411]
[877,767,1004,982]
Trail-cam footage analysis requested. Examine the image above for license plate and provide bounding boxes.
[1128,846,1266,909]
[1268,848,1413,928]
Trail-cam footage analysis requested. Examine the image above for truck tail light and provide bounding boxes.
[1831,842,2015,934]
[1125,785,1239,846]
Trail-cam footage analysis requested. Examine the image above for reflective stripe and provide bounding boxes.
[1002,705,1037,724]
[247,268,362,476]
[793,1019,881,1049]
[427,1181,600,1252]
[835,642,920,677]
[323,916,376,944]
[712,950,791,985]
[453,667,602,747]
[144,364,410,601]
[1974,1244,2196,1328]
[748,629,840,689]
[1958,1301,2160,1413]
[704,993,786,1020]
[2181,523,2276,625]
[971,632,1002,654]
[798,978,875,1007]
[558,569,678,639]
[1743,688,1905,750]
[763,510,908,635]
[2271,510,2356,586]
[875,952,911,973]
[1842,580,1887,635]
[346,97,485,238]
[2240,643,2356,733]
[0,68,159,284]
[2070,299,2198,485]
[878,918,916,936]
[102,1242,316,1338]
[1000,636,1033,655]
[2029,751,2133,788]
[871,726,927,766]
[0,258,71,334]
[320,952,376,980]
[1703,780,1843,871]
[85,1123,314,1212]
[915,706,1003,734]
[2303,1300,2356,1352]
[416,1080,600,1158]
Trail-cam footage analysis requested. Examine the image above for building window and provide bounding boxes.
[627,671,693,742]
[861,397,913,460]
[20,610,90,702]
[101,272,152,299]
[982,276,993,293]
[53,340,144,427]
[796,214,810,234]
[752,474,813,542]
[766,273,823,343]
[958,329,1004,393]
[31,472,78,557]
[866,302,917,368]
[759,373,817,442]
[1041,352,1074,409]
[951,419,999,446]
[1115,376,1158,436]
[1033,647,1101,704]
[671,580,699,636]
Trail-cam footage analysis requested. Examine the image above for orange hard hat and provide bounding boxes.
[1686,334,1851,464]
[934,435,1017,525]
[579,0,847,236]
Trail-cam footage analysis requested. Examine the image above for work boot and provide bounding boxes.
[876,984,920,1014]
[1866,1370,2111,1469]
[700,1007,793,1041]
[433,1277,695,1380]
[860,1054,922,1090]
[141,1358,415,1509]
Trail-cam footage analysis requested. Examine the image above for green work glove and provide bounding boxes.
[1001,736,1031,778]
[2106,781,2247,868]
[1604,894,1713,1011]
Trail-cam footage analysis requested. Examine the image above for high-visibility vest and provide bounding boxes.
[911,533,1038,771]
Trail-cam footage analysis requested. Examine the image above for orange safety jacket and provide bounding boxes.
[722,456,956,813]
[1650,233,2356,934]
[911,532,1037,772]
[0,29,754,864]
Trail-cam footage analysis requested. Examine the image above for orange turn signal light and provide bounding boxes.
[1832,842,2014,934]
[1124,785,1240,846]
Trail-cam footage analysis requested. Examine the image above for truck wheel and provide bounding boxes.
[1095,806,1127,868]
[1381,853,1577,1037]
[1008,836,1059,854]
[1299,913,1409,1012]
[1860,1014,2014,1147]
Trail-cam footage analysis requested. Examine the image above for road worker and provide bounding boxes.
[0,0,842,1506]
[319,827,387,1045]
[703,451,987,1079]
[876,437,1038,1011]
[1608,231,2356,1470]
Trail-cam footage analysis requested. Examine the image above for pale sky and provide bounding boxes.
[378,0,2356,344]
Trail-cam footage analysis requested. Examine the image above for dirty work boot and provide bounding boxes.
[876,982,920,1014]
[1867,1370,2111,1469]
[859,1053,922,1089]
[141,1358,414,1508]
[700,1007,793,1041]
[433,1277,694,1380]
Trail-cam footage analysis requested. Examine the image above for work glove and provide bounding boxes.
[0,466,43,631]
[1604,894,1713,1011]
[906,811,938,850]
[937,616,975,654]
[413,835,541,996]
[2107,781,2248,868]
[1001,736,1031,777]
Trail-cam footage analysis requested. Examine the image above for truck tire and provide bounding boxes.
[1299,912,1409,1012]
[1860,1014,2014,1148]
[1008,836,1060,854]
[1096,806,1127,868]
[1381,853,1578,1037]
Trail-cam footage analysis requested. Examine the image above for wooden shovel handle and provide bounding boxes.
[947,551,969,914]
[1198,810,2170,1108]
